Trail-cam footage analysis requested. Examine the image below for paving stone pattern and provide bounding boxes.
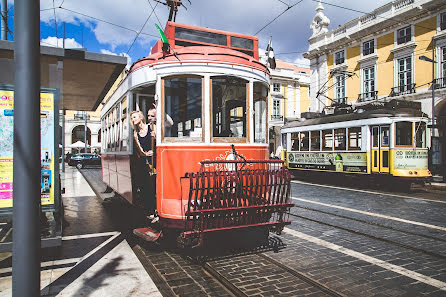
[137,247,234,297]
[208,254,333,297]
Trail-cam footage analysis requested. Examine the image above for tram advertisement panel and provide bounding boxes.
[287,152,367,173]
[0,88,56,209]
[393,149,428,170]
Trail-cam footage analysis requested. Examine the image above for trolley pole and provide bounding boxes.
[12,0,41,296]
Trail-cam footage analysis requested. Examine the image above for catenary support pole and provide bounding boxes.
[12,0,41,296]
[1,0,7,40]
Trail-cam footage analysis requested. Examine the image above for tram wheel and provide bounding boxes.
[76,163,83,169]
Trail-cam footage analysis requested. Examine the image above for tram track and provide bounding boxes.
[134,239,346,296]
[289,209,446,260]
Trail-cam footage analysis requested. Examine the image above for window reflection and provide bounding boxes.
[212,76,247,138]
[164,77,202,139]
[254,82,268,143]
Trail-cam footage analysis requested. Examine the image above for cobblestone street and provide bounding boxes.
[78,168,446,296]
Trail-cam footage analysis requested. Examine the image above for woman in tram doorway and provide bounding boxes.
[130,110,158,223]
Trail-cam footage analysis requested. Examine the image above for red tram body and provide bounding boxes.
[100,21,293,246]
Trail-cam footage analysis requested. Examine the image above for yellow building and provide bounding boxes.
[304,0,446,175]
[268,59,310,156]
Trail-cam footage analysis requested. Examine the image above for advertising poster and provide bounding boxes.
[393,149,428,170]
[0,89,56,209]
[287,151,368,173]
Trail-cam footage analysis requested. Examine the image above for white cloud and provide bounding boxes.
[38,0,392,62]
[40,36,82,48]
[293,56,310,68]
[100,49,132,69]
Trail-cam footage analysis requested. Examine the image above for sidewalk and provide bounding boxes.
[430,175,446,191]
[0,166,162,297]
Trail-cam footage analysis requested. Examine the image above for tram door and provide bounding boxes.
[371,126,390,173]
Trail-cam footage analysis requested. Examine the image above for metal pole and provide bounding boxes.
[432,41,436,138]
[63,22,65,49]
[12,0,41,296]
[61,110,65,172]
[84,111,87,153]
[1,0,7,40]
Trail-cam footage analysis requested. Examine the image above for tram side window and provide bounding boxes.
[396,121,412,146]
[322,129,333,151]
[253,82,268,143]
[415,122,426,148]
[348,127,361,150]
[300,132,309,151]
[334,128,346,150]
[310,131,321,151]
[291,133,299,151]
[212,76,247,138]
[164,77,202,139]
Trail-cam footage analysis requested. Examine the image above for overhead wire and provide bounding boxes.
[58,7,159,38]
[147,0,163,27]
[52,0,58,47]
[254,0,304,36]
[127,1,159,54]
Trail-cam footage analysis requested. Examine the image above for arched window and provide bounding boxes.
[72,125,91,152]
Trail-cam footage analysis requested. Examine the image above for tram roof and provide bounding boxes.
[130,46,268,73]
[0,40,127,111]
[282,108,427,129]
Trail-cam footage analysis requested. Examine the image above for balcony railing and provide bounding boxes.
[74,114,90,120]
[333,97,347,104]
[435,78,446,89]
[271,115,283,121]
[335,58,345,65]
[390,84,416,97]
[358,91,378,102]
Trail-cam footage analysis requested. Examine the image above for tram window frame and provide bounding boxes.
[211,75,249,143]
[322,129,333,151]
[372,126,379,148]
[347,127,361,150]
[310,131,321,151]
[334,128,346,151]
[253,82,268,144]
[291,132,299,151]
[381,126,390,148]
[300,131,310,151]
[395,121,413,147]
[415,122,426,148]
[162,75,204,142]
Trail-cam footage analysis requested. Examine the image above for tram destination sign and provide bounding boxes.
[287,152,367,173]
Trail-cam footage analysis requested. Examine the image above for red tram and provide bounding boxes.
[100,21,293,246]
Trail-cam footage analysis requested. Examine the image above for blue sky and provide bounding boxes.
[2,0,389,68]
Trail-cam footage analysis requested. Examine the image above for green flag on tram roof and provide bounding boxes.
[155,24,169,44]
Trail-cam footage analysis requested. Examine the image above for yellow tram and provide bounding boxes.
[281,100,431,186]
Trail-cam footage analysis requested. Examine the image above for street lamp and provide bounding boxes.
[419,55,436,136]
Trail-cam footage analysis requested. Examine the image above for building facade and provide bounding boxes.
[63,109,101,155]
[304,0,446,174]
[268,59,310,156]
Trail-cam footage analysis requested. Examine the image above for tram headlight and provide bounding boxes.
[409,171,413,175]
[414,171,418,175]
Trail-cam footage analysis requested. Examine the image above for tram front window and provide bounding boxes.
[254,82,268,143]
[396,121,412,146]
[164,77,202,139]
[415,122,426,148]
[212,76,247,138]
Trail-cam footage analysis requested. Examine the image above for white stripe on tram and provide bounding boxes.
[284,227,446,291]
[291,180,446,204]
[292,197,446,232]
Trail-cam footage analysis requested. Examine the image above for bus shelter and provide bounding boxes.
[0,39,127,251]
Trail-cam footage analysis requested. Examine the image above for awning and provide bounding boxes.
[0,40,127,111]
